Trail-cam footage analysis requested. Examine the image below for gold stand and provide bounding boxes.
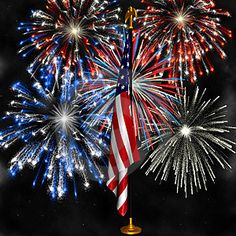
[120,218,142,235]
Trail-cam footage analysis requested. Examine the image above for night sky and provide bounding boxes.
[0,0,236,235]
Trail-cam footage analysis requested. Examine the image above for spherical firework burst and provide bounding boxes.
[18,0,121,74]
[0,60,108,199]
[138,0,232,82]
[82,31,179,146]
[142,87,236,196]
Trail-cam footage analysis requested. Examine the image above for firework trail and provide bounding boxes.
[138,0,232,82]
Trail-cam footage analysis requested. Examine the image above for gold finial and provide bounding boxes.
[125,6,138,29]
[120,218,142,235]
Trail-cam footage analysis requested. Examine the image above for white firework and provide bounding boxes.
[142,87,236,196]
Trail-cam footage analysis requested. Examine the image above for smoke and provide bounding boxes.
[0,163,8,186]
[0,0,235,236]
[0,56,7,79]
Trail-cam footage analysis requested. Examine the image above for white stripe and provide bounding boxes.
[111,125,126,172]
[118,168,128,184]
[113,187,117,195]
[108,163,115,179]
[117,169,128,210]
[107,175,118,196]
[107,174,115,186]
[116,96,134,165]
[117,186,128,210]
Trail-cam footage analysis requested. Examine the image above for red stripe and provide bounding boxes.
[118,198,128,217]
[120,93,140,163]
[107,177,117,192]
[117,173,128,216]
[118,173,128,196]
[109,146,118,175]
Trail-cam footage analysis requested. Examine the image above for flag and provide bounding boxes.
[107,32,140,216]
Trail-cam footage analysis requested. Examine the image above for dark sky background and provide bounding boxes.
[0,0,236,235]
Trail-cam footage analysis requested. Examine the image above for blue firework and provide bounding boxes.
[0,59,108,199]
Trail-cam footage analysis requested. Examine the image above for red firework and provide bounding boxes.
[138,0,232,82]
[18,0,121,74]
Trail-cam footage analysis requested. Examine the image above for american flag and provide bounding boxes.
[107,32,140,216]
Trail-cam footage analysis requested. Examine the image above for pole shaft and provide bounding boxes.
[128,26,133,219]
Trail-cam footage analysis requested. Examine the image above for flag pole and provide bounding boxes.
[120,6,142,235]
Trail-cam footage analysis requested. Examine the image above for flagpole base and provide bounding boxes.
[120,218,142,235]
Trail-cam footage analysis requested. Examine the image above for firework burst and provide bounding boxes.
[82,31,179,146]
[18,0,121,74]
[0,60,108,199]
[142,87,236,196]
[138,0,232,82]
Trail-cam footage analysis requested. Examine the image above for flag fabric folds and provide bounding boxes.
[107,32,140,216]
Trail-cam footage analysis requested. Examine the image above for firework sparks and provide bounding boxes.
[138,0,232,82]
[18,0,121,74]
[0,60,108,199]
[142,87,236,196]
[82,31,179,145]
